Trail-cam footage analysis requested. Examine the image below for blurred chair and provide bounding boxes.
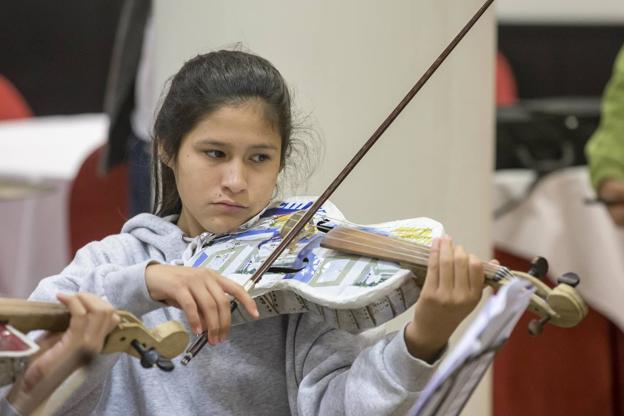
[69,145,129,256]
[496,52,518,107]
[0,75,33,120]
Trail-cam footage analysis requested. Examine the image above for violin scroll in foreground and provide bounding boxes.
[0,298,189,385]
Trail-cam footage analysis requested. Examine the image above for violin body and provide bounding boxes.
[186,197,588,333]
[186,197,442,332]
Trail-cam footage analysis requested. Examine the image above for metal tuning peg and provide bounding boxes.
[156,357,175,372]
[527,257,549,279]
[556,272,580,288]
[131,340,161,369]
[528,316,550,336]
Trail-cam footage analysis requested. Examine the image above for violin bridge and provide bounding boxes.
[278,211,316,252]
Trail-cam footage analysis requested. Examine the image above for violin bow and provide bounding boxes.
[182,0,495,364]
[246,0,494,285]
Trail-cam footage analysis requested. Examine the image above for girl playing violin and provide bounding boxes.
[22,50,486,415]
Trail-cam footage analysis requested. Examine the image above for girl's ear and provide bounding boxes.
[157,143,175,170]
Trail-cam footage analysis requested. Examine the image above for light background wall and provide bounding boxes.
[154,1,495,414]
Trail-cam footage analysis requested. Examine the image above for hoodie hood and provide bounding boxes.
[178,203,274,263]
[120,213,187,262]
[119,203,274,264]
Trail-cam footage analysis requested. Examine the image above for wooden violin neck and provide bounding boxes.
[0,298,70,333]
[320,226,429,269]
[320,226,499,280]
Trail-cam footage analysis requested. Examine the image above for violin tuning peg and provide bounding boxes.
[528,316,550,336]
[157,357,175,372]
[131,340,159,369]
[528,257,549,279]
[556,272,580,288]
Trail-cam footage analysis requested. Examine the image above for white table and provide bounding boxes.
[0,114,107,297]
[493,166,624,331]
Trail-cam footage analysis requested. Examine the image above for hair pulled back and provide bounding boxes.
[152,50,293,217]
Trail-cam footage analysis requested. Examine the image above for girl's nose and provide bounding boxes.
[222,160,247,193]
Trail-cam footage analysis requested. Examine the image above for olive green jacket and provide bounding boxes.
[586,46,624,190]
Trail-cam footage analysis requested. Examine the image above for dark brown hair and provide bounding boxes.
[152,50,296,217]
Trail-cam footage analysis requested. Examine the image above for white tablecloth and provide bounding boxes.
[0,114,107,297]
[493,166,624,331]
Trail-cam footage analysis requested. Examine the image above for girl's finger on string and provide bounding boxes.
[79,293,119,345]
[219,277,260,319]
[469,254,485,297]
[205,278,231,342]
[438,236,455,292]
[57,293,88,330]
[453,245,470,292]
[423,237,441,291]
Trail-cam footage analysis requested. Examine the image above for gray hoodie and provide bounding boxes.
[7,214,438,415]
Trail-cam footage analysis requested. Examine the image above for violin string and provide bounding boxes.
[239,212,505,290]
[323,232,503,280]
[320,222,505,274]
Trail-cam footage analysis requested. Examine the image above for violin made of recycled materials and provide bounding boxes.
[183,197,587,337]
[0,298,189,387]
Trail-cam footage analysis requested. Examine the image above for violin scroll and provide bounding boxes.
[101,311,187,370]
[0,299,189,371]
[505,269,587,335]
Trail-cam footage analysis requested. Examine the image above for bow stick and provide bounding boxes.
[182,0,495,365]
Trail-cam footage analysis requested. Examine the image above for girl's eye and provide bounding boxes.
[250,154,270,163]
[205,150,225,158]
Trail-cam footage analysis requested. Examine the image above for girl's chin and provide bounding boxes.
[201,218,246,235]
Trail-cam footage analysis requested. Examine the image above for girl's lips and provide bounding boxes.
[212,201,247,210]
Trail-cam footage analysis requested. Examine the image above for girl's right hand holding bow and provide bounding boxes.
[145,264,259,345]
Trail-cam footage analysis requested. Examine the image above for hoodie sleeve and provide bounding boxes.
[586,47,624,191]
[25,234,168,416]
[287,313,441,416]
[29,234,164,317]
[0,397,20,416]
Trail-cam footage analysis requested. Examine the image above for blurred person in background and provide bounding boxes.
[586,45,624,225]
[102,0,155,216]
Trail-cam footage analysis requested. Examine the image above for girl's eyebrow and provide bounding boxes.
[196,139,279,151]
[196,139,227,146]
[249,143,279,151]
